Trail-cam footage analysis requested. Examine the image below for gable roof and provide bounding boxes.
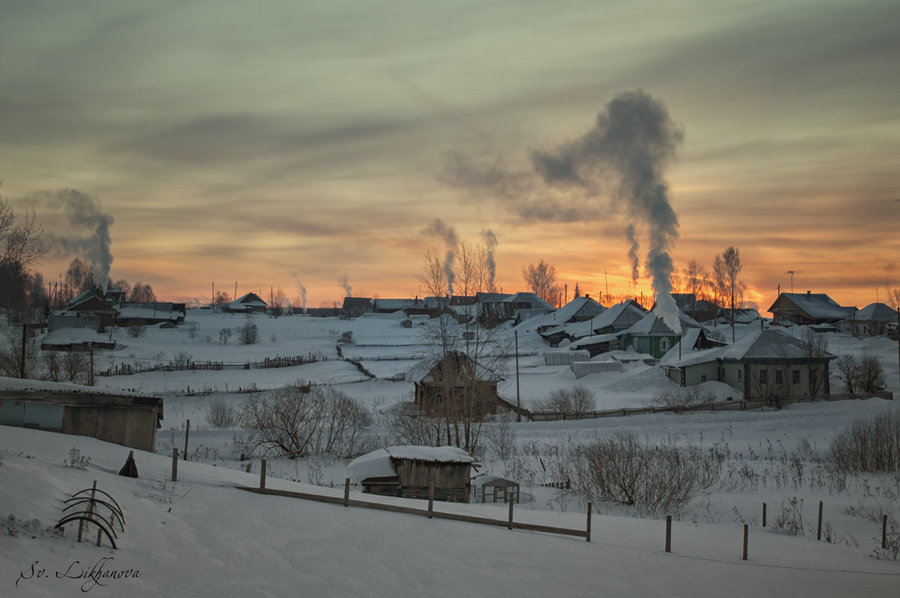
[348,446,475,481]
[769,292,853,320]
[551,296,606,323]
[670,328,835,367]
[853,302,898,322]
[623,310,703,336]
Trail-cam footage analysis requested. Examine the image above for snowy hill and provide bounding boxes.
[2,426,898,597]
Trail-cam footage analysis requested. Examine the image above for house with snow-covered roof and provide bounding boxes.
[408,351,512,419]
[768,291,855,327]
[618,311,706,359]
[538,299,645,349]
[222,292,267,314]
[662,328,835,402]
[840,302,898,337]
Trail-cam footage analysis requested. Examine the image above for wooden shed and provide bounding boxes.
[349,446,475,503]
[0,377,163,451]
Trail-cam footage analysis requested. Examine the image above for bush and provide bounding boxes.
[836,352,886,396]
[829,411,900,473]
[568,431,721,516]
[239,321,259,345]
[64,447,91,470]
[240,384,373,458]
[533,385,595,418]
[127,324,147,338]
[383,402,445,447]
[206,399,240,428]
[655,386,716,409]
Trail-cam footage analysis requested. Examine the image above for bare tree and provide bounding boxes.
[0,194,47,318]
[800,328,830,397]
[713,247,744,341]
[522,260,561,306]
[683,259,709,301]
[887,287,900,392]
[65,258,94,298]
[129,282,156,302]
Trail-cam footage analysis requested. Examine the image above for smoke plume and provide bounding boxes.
[297,282,307,311]
[482,228,497,291]
[531,90,683,332]
[424,218,458,296]
[625,224,640,284]
[32,188,115,289]
[339,274,352,298]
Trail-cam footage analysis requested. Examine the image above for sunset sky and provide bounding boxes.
[2,0,898,311]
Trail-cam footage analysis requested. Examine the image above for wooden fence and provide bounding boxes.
[528,391,893,422]
[98,353,326,377]
[237,468,591,541]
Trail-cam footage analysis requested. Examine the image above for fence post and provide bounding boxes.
[508,496,515,530]
[343,478,350,507]
[586,502,592,543]
[742,524,748,561]
[762,503,767,527]
[260,459,267,490]
[428,485,434,519]
[184,419,190,460]
[665,516,672,553]
[883,515,888,549]
[171,448,179,481]
[817,501,823,541]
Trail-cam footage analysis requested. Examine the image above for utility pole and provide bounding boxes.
[515,330,521,422]
[19,323,27,378]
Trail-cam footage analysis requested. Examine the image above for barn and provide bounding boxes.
[348,446,476,502]
[0,377,163,451]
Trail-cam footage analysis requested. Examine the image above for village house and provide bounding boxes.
[538,299,646,350]
[618,311,706,360]
[840,302,898,337]
[768,291,855,327]
[348,445,476,502]
[409,351,508,419]
[662,328,835,402]
[222,292,267,314]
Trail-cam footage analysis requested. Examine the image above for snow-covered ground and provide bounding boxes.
[2,309,900,596]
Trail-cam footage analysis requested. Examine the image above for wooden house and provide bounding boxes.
[768,292,854,327]
[409,351,505,419]
[663,328,835,402]
[618,311,705,359]
[0,377,163,451]
[59,289,118,330]
[841,303,898,337]
[222,292,267,314]
[348,446,475,502]
[538,300,645,349]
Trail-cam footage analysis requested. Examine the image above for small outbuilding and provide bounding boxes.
[0,377,163,451]
[478,476,520,504]
[348,445,476,502]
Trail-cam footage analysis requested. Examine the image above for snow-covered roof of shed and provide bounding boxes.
[853,303,898,322]
[348,446,474,481]
[0,375,157,398]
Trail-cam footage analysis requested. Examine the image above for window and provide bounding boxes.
[701,375,707,382]
[775,370,783,385]
[759,370,768,384]
[659,337,670,352]
[792,370,800,384]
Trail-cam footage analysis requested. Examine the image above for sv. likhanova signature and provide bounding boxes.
[16,557,140,592]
